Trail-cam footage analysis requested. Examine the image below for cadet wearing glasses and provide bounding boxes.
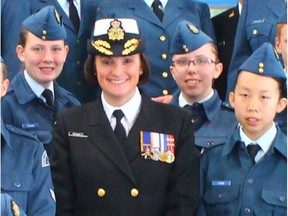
[170,20,237,152]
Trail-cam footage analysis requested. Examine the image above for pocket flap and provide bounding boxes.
[247,23,273,39]
[1,171,33,192]
[262,188,287,207]
[32,130,52,144]
[204,185,239,204]
[196,137,228,148]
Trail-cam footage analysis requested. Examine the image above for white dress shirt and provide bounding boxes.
[57,0,81,19]
[102,88,142,136]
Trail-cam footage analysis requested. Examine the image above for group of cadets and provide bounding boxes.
[1,0,287,215]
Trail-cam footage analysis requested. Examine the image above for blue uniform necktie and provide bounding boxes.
[42,89,54,108]
[113,110,126,144]
[184,103,206,131]
[68,0,80,31]
[247,144,261,164]
[152,0,164,21]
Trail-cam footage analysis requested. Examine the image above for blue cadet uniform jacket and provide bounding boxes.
[1,121,56,215]
[225,0,287,102]
[30,0,102,103]
[198,126,287,216]
[1,193,27,216]
[96,0,216,98]
[1,0,30,80]
[171,90,238,151]
[1,71,81,157]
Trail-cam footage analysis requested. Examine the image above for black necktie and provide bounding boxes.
[184,103,206,131]
[152,0,164,21]
[247,144,261,164]
[68,0,80,31]
[42,89,54,108]
[113,110,126,144]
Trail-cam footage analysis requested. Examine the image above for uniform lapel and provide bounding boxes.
[83,100,136,184]
[51,0,76,33]
[128,0,164,28]
[78,0,92,38]
[162,0,184,27]
[265,0,286,17]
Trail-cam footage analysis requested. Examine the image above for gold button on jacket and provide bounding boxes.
[131,188,139,197]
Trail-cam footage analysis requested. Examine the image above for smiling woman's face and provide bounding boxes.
[95,54,143,106]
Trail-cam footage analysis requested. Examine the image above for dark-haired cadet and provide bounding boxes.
[169,20,237,152]
[198,42,287,215]
[225,0,287,104]
[1,5,80,157]
[51,18,200,215]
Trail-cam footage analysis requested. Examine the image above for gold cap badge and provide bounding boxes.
[108,19,125,41]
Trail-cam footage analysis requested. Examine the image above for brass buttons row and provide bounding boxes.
[97,188,139,197]
[159,35,169,96]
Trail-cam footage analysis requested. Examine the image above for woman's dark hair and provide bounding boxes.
[18,27,29,47]
[84,53,150,86]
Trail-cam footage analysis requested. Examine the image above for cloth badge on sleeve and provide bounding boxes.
[42,150,50,167]
[140,131,175,163]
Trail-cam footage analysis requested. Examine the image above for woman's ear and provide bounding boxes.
[213,62,223,79]
[16,45,25,62]
[170,66,176,80]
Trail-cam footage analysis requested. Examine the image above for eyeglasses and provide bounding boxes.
[172,57,218,69]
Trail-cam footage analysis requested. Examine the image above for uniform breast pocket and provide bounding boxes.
[203,185,239,216]
[30,129,52,145]
[1,171,33,211]
[259,188,287,216]
[246,23,273,51]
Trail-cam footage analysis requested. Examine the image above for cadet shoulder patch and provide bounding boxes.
[42,150,50,167]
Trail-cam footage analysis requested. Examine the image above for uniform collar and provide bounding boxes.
[102,88,142,131]
[24,70,54,98]
[178,90,214,107]
[144,0,168,9]
[179,90,222,121]
[11,71,70,105]
[57,0,81,17]
[239,123,277,155]
[222,125,287,158]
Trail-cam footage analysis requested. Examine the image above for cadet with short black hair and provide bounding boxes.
[198,42,287,215]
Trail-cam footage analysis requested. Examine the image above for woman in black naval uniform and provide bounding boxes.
[51,18,200,216]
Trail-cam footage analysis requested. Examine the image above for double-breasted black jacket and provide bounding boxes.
[51,95,200,216]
